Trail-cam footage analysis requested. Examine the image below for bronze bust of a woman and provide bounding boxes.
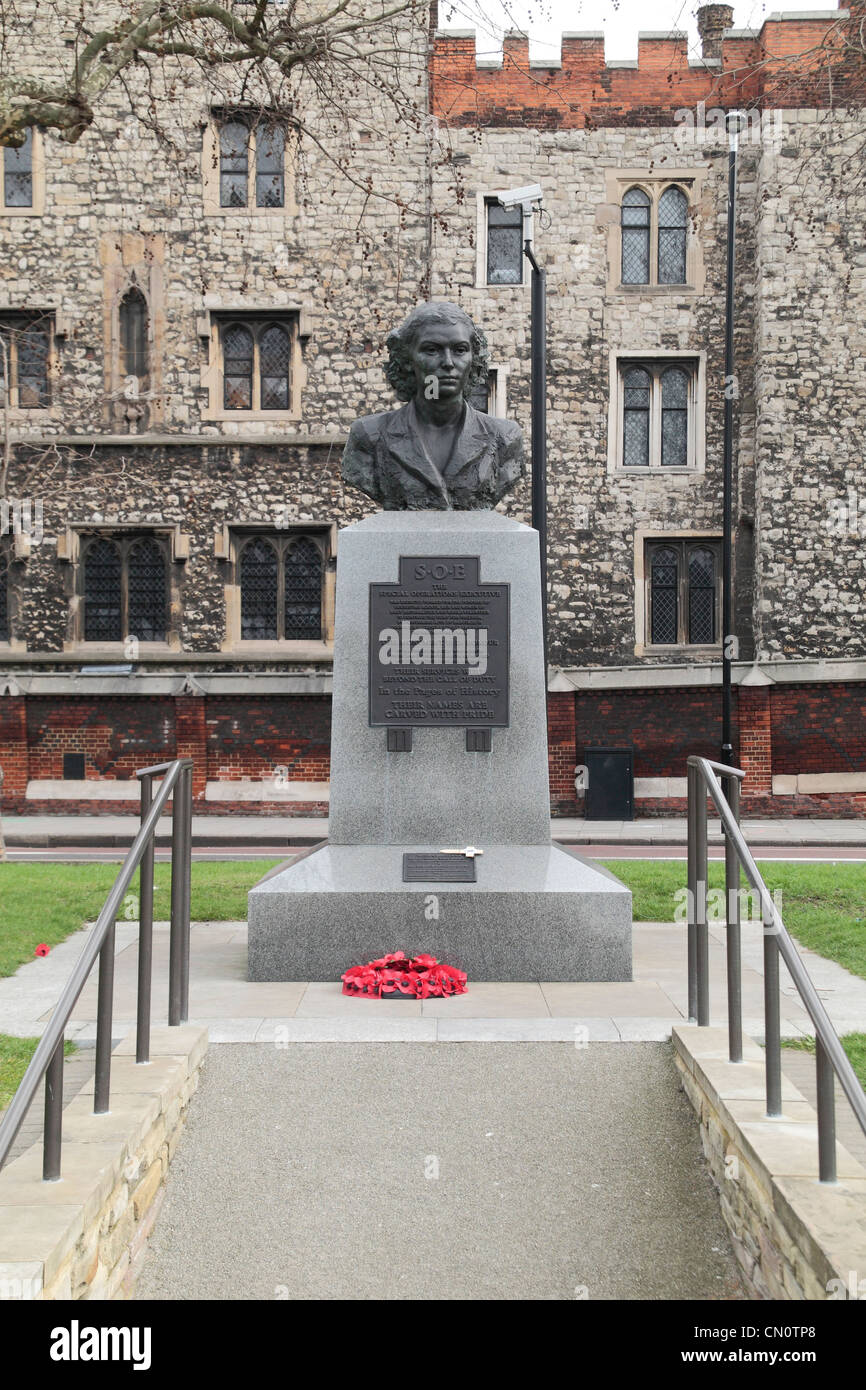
[341,301,525,511]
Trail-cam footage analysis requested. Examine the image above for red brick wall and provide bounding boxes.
[770,684,866,775]
[26,697,176,781]
[431,13,857,128]
[574,687,731,779]
[547,691,577,815]
[738,687,772,796]
[205,697,331,784]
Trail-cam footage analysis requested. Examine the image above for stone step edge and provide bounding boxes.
[673,1024,866,1299]
[0,1024,208,1301]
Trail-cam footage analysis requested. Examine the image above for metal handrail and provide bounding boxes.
[0,758,193,1181]
[687,754,866,1183]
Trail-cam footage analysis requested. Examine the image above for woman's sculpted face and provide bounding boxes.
[407,316,473,405]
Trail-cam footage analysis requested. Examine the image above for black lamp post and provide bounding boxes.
[495,185,547,667]
[721,113,739,768]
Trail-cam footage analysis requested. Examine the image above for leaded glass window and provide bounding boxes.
[688,547,716,644]
[619,360,696,469]
[223,323,254,409]
[661,368,689,468]
[284,538,323,640]
[623,367,651,468]
[487,202,523,285]
[220,121,248,207]
[0,315,50,408]
[128,536,167,642]
[647,540,720,646]
[0,549,9,642]
[256,123,285,208]
[650,546,679,645]
[4,130,32,207]
[238,533,326,642]
[621,187,650,285]
[259,323,290,409]
[219,317,296,412]
[240,537,279,640]
[119,287,148,382]
[658,186,688,284]
[82,534,169,644]
[84,539,123,642]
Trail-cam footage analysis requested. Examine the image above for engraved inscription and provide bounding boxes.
[402,852,477,883]
[369,556,509,728]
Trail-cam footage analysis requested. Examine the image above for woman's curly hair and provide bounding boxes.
[384,302,490,403]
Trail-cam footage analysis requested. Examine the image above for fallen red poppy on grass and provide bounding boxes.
[34,943,50,957]
[342,951,467,1000]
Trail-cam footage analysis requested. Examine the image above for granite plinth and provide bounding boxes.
[247,843,633,982]
[328,511,551,846]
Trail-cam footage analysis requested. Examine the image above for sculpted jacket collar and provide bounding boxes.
[381,400,496,508]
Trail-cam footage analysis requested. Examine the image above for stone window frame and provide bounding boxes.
[0,539,25,651]
[202,110,298,218]
[101,233,166,430]
[469,364,508,416]
[607,350,706,476]
[604,168,706,296]
[0,126,46,218]
[59,523,188,655]
[0,309,58,415]
[217,521,336,659]
[633,528,723,658]
[199,307,308,423]
[475,193,527,289]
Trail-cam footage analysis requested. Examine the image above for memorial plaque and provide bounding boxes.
[369,556,509,729]
[402,852,477,883]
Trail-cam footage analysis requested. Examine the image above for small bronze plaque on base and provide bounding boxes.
[402,853,477,883]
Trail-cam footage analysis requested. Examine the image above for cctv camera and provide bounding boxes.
[493,183,543,210]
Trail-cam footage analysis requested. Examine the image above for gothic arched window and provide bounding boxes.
[218,316,297,413]
[661,367,689,469]
[83,534,168,644]
[238,533,325,642]
[647,540,720,647]
[623,366,651,468]
[119,286,149,385]
[284,537,323,640]
[240,537,279,641]
[621,187,650,284]
[0,548,9,642]
[658,185,689,284]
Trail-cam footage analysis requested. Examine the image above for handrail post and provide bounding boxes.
[168,767,187,1026]
[694,769,709,1026]
[42,1037,64,1181]
[763,891,782,1116]
[180,763,192,1023]
[725,773,743,1062]
[93,922,116,1114]
[816,1035,837,1183]
[136,773,155,1064]
[687,762,698,1022]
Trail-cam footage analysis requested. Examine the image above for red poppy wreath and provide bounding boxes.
[342,951,468,1000]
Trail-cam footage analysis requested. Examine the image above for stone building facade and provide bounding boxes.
[1,1,865,819]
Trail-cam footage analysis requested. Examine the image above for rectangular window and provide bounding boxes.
[615,358,698,470]
[0,312,52,408]
[215,314,297,414]
[213,114,287,211]
[486,200,523,285]
[80,533,170,645]
[646,539,721,647]
[4,130,32,207]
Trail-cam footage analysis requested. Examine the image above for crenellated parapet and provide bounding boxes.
[431,5,860,128]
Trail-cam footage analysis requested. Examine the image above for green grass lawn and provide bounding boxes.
[0,1035,76,1111]
[781,1033,866,1092]
[0,860,283,978]
[0,857,863,982]
[601,859,866,981]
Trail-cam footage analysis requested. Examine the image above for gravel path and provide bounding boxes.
[136,1041,745,1301]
